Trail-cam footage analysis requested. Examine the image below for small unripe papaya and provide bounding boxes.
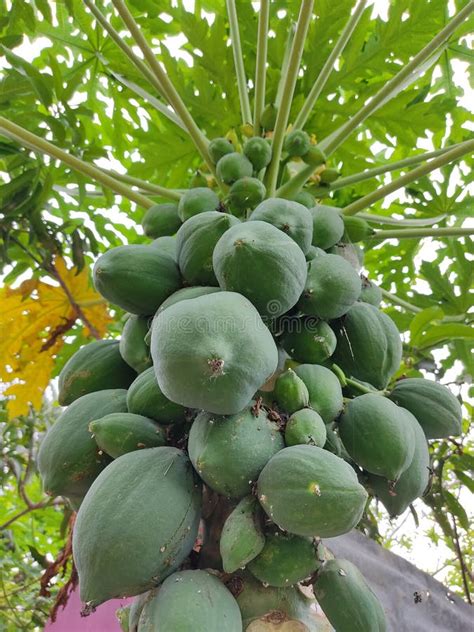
[216,152,253,184]
[284,129,310,157]
[89,412,166,458]
[273,369,310,414]
[302,145,326,167]
[285,408,327,447]
[319,167,340,184]
[220,495,265,573]
[228,177,266,213]
[177,187,220,221]
[244,137,272,170]
[209,137,234,163]
[310,205,344,249]
[141,203,181,238]
[342,215,375,242]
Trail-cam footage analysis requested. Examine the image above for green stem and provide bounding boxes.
[253,0,270,135]
[357,212,447,227]
[330,363,347,387]
[318,141,472,192]
[319,2,474,156]
[275,23,297,109]
[371,226,474,240]
[346,377,377,395]
[265,0,314,196]
[226,0,252,125]
[0,117,154,209]
[343,139,474,216]
[102,170,182,200]
[294,0,368,129]
[380,289,422,314]
[111,0,217,180]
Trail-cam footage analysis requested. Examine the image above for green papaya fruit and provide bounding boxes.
[389,377,462,439]
[93,245,181,315]
[284,129,310,157]
[324,426,351,460]
[310,205,344,249]
[305,245,326,262]
[248,532,320,587]
[368,411,430,516]
[342,216,374,242]
[213,221,307,319]
[188,401,284,498]
[141,203,181,238]
[150,235,177,261]
[298,254,362,320]
[157,285,221,314]
[209,137,235,163]
[249,198,313,254]
[359,277,382,307]
[119,315,152,374]
[257,445,368,537]
[285,408,327,448]
[151,291,278,414]
[280,317,337,364]
[89,412,166,458]
[38,389,127,506]
[244,137,272,170]
[302,145,326,167]
[128,592,149,632]
[216,152,253,184]
[328,242,364,271]
[339,394,415,480]
[73,447,201,607]
[294,364,343,423]
[189,169,209,188]
[58,340,135,406]
[273,368,309,414]
[126,367,186,424]
[136,571,242,632]
[228,177,267,213]
[313,559,386,632]
[177,187,220,221]
[332,302,402,390]
[292,190,315,208]
[260,103,277,130]
[220,495,265,573]
[176,211,240,285]
[234,571,317,629]
[319,168,340,184]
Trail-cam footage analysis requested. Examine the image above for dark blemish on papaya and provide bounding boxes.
[208,358,225,376]
[251,397,263,417]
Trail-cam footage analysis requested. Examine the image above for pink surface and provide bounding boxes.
[44,589,131,632]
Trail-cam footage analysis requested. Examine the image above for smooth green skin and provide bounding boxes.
[150,236,177,261]
[285,409,327,448]
[305,245,326,262]
[38,389,127,506]
[120,315,152,374]
[157,286,221,314]
[280,318,337,364]
[151,292,278,415]
[235,571,316,629]
[213,221,308,319]
[302,145,326,167]
[389,377,462,439]
[188,403,284,498]
[216,152,253,184]
[142,203,181,238]
[176,211,240,285]
[243,137,272,170]
[177,187,220,221]
[313,559,386,632]
[310,205,344,249]
[294,364,343,423]
[249,198,313,254]
[292,190,315,208]
[73,448,202,607]
[58,340,135,406]
[298,254,362,320]
[209,137,235,163]
[319,168,340,184]
[324,426,350,460]
[342,216,374,243]
[129,592,149,632]
[89,412,166,458]
[329,242,364,271]
[137,571,242,632]
[368,411,430,516]
[220,496,265,573]
[93,245,181,315]
[126,367,186,425]
[228,177,266,213]
[248,532,319,587]
[359,278,382,307]
[284,129,310,157]
[332,302,402,390]
[273,369,309,414]
[257,445,368,537]
[339,394,416,481]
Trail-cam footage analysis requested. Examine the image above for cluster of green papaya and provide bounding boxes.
[37,132,463,631]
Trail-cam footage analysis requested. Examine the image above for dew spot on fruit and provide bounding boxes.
[338,568,347,577]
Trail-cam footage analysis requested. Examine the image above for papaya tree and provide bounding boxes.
[0,0,473,629]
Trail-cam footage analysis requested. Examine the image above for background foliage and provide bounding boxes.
[0,0,472,629]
